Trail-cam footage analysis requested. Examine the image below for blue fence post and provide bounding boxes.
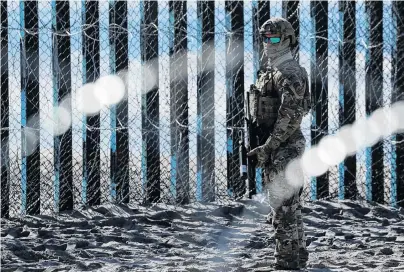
[109,0,117,203]
[21,0,40,215]
[365,1,384,203]
[338,0,357,200]
[393,1,404,208]
[225,1,245,199]
[109,0,129,204]
[1,0,9,218]
[82,0,101,206]
[310,1,329,200]
[197,1,215,202]
[141,1,160,203]
[169,1,189,204]
[53,0,73,211]
[250,1,270,197]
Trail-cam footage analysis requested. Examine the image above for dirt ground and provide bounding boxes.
[1,199,404,272]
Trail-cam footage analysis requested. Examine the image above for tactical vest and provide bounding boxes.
[249,65,311,129]
[249,69,281,128]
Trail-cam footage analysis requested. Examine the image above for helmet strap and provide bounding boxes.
[278,34,284,51]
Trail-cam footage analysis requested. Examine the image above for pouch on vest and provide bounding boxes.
[249,84,260,123]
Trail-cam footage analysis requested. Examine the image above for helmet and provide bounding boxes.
[259,17,296,45]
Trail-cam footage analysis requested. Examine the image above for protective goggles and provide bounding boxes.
[262,34,281,44]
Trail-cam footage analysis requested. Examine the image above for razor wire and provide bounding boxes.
[1,0,404,218]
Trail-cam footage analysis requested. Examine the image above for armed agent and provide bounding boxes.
[246,17,310,270]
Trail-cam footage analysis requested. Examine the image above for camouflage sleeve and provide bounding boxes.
[263,74,306,151]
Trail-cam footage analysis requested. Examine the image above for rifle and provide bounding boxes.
[239,85,260,198]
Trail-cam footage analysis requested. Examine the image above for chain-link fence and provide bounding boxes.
[1,0,404,218]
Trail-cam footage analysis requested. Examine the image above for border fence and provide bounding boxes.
[1,0,404,218]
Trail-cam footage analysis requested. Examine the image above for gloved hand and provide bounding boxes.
[247,144,271,167]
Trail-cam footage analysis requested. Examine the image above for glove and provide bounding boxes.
[247,144,271,167]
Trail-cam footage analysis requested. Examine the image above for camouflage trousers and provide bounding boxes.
[271,189,308,269]
[263,131,308,269]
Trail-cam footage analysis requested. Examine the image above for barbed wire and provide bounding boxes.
[1,1,403,218]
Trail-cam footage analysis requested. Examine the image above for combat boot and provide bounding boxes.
[273,260,300,270]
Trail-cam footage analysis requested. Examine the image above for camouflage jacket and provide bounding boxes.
[254,58,310,151]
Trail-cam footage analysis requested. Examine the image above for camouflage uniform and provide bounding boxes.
[247,17,310,270]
